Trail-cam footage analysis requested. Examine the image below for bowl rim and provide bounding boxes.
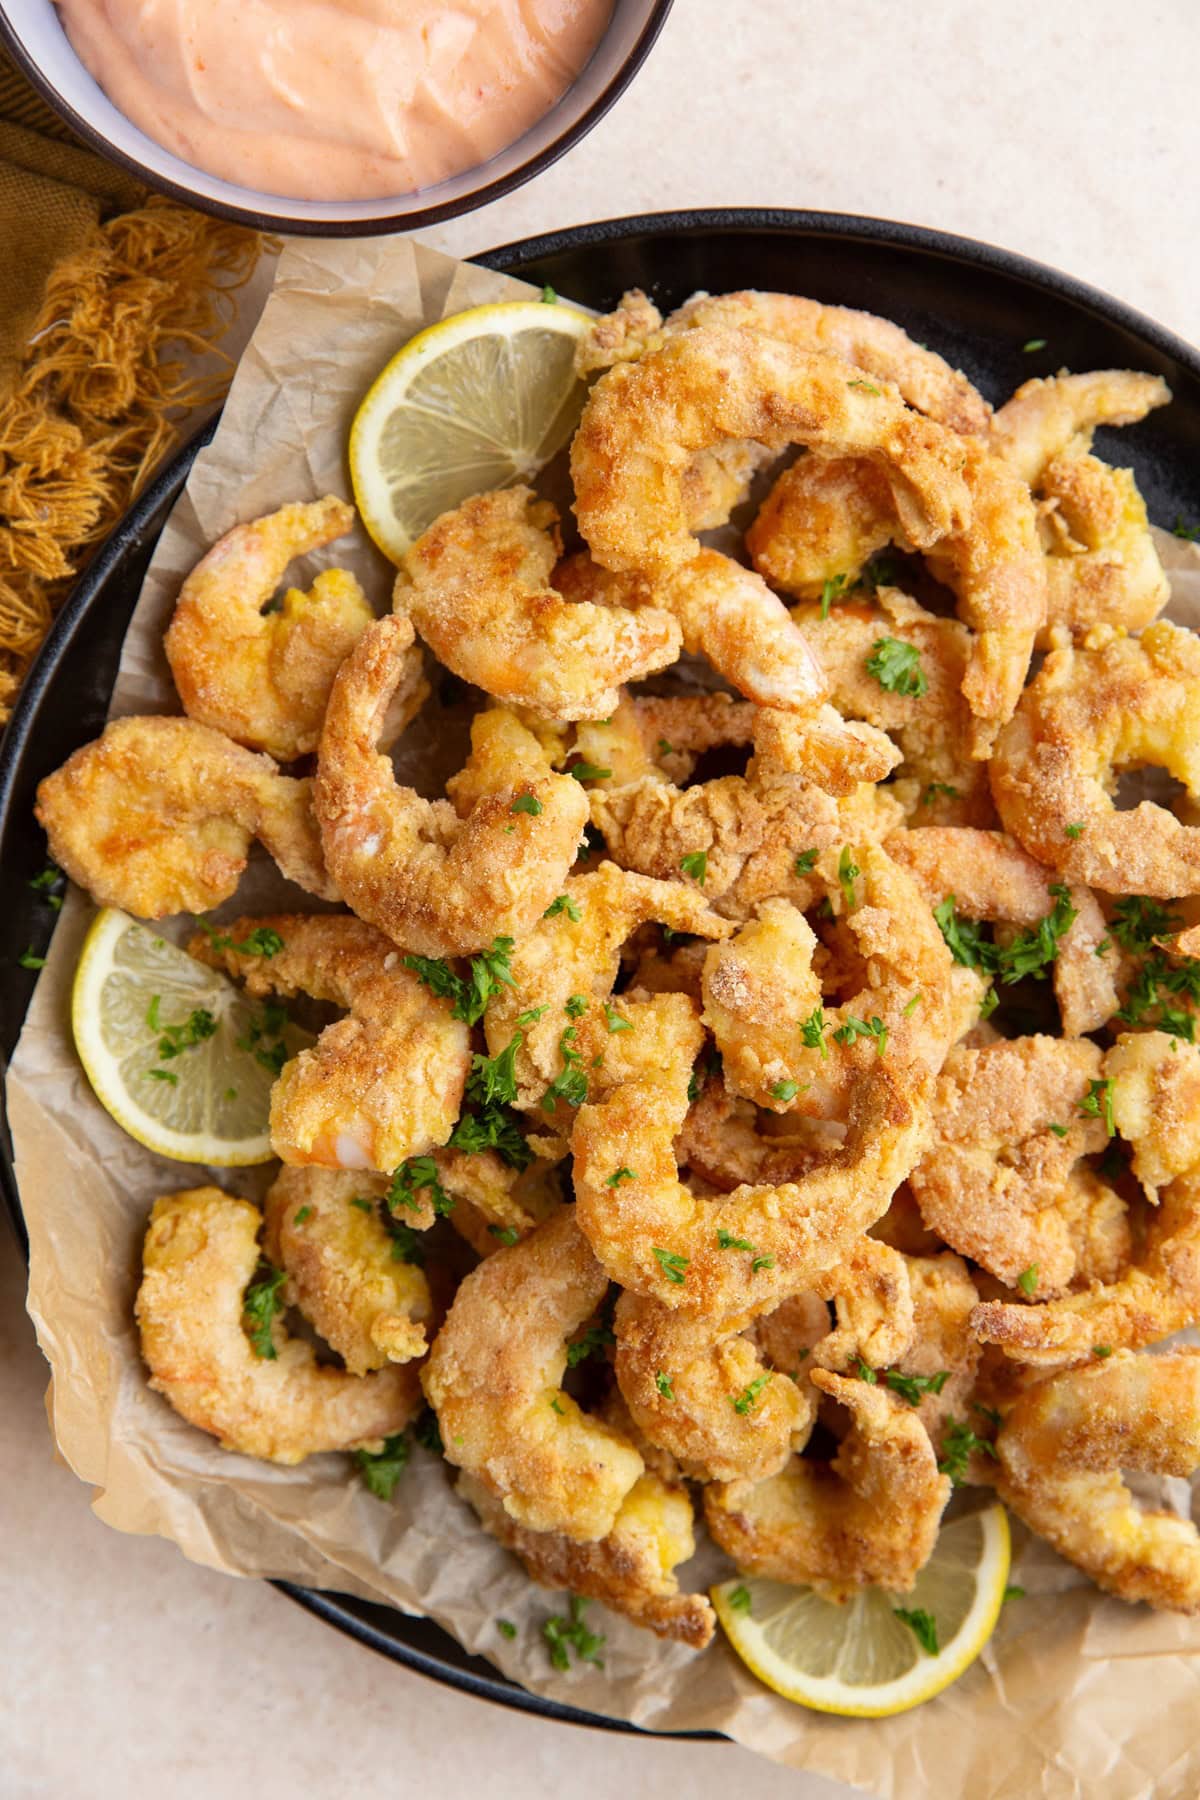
[3,204,1200,1736]
[0,0,675,233]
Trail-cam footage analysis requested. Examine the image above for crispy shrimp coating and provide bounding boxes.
[190,913,470,1174]
[908,1035,1118,1294]
[164,496,374,762]
[894,1253,982,1444]
[35,715,335,917]
[572,1039,929,1314]
[791,590,993,824]
[314,615,589,955]
[888,825,1121,1035]
[746,456,897,602]
[990,622,1200,896]
[396,487,680,720]
[571,326,971,711]
[436,1149,563,1258]
[482,862,730,1113]
[678,1075,827,1190]
[704,1369,951,1598]
[991,370,1172,485]
[137,1188,421,1465]
[994,1349,1200,1611]
[459,1471,715,1649]
[421,1209,644,1542]
[702,843,975,1119]
[262,1167,432,1371]
[1106,1030,1200,1197]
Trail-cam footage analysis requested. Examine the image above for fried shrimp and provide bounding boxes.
[704,1369,951,1597]
[994,1349,1200,1611]
[190,913,470,1173]
[396,487,680,720]
[314,615,589,955]
[1106,1030,1200,1197]
[164,496,374,761]
[35,715,336,917]
[481,862,729,1112]
[572,1043,928,1314]
[421,1209,644,1542]
[459,1471,716,1648]
[789,590,993,824]
[989,371,1172,637]
[746,456,897,603]
[702,843,972,1119]
[888,825,1121,1035]
[989,622,1200,896]
[571,327,972,711]
[262,1167,432,1371]
[908,1035,1120,1294]
[137,1188,422,1465]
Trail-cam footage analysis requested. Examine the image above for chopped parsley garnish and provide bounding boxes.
[350,1197,374,1213]
[1022,337,1048,352]
[540,284,557,304]
[235,999,291,1077]
[1093,1344,1114,1358]
[497,1618,518,1639]
[793,848,818,876]
[413,1409,443,1454]
[354,1431,410,1500]
[893,1607,939,1655]
[769,1079,800,1102]
[799,1006,829,1058]
[652,1371,676,1402]
[403,935,515,1025]
[902,992,922,1017]
[448,1102,533,1170]
[1063,822,1084,841]
[938,1417,998,1484]
[1173,516,1200,541]
[566,1321,616,1367]
[387,1156,453,1217]
[979,983,999,1019]
[510,793,543,816]
[196,919,285,957]
[243,1263,286,1359]
[516,1004,549,1027]
[1017,1264,1039,1296]
[728,1584,752,1614]
[652,1246,689,1285]
[604,1003,632,1033]
[542,1023,589,1111]
[293,1206,313,1225]
[1003,1584,1025,1603]
[146,996,218,1064]
[606,1166,636,1186]
[848,378,882,395]
[819,573,848,620]
[1046,1122,1069,1138]
[657,737,674,755]
[920,782,959,805]
[866,636,928,697]
[549,1397,565,1416]
[387,1221,426,1266]
[885,1369,950,1406]
[18,948,45,969]
[1077,1077,1115,1137]
[145,1068,178,1085]
[853,1356,878,1384]
[933,885,1077,986]
[833,1014,888,1054]
[489,1225,520,1246]
[466,1035,522,1107]
[29,861,64,909]
[717,1229,755,1251]
[543,1595,605,1671]
[570,760,612,782]
[732,1373,773,1414]
[837,846,860,908]
[680,850,708,886]
[687,1048,722,1102]
[543,894,581,922]
[1110,896,1183,953]
[564,993,588,1019]
[751,1254,775,1273]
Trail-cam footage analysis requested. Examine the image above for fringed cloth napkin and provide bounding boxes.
[0,52,268,717]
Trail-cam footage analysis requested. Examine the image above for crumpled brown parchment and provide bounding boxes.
[9,232,1200,1799]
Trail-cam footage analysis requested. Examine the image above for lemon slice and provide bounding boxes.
[71,908,312,1166]
[711,1502,1010,1718]
[349,298,592,563]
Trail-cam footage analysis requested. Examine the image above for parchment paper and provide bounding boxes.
[10,233,1200,1797]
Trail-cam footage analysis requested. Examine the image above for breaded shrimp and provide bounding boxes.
[746,456,898,602]
[908,1036,1117,1294]
[164,496,374,761]
[994,1349,1200,1611]
[887,825,1122,1036]
[262,1167,432,1371]
[396,487,680,720]
[435,1148,563,1256]
[989,622,1200,896]
[790,590,994,825]
[314,615,589,955]
[808,1238,915,1374]
[189,913,471,1173]
[35,715,336,917]
[572,1044,929,1313]
[702,844,974,1119]
[481,862,730,1112]
[1106,1030,1200,1196]
[421,1209,644,1542]
[137,1188,421,1465]
[990,371,1171,637]
[678,1076,827,1191]
[704,1369,951,1597]
[459,1471,716,1649]
[893,1253,982,1444]
[571,327,972,710]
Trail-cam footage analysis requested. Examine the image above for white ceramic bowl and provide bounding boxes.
[0,0,673,233]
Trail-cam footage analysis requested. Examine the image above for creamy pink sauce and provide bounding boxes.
[55,0,612,201]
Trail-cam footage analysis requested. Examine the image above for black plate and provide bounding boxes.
[3,209,1199,1731]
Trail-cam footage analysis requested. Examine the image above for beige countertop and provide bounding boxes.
[4,3,1199,1795]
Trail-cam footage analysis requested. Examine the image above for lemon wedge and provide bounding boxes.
[349,297,592,564]
[71,908,311,1166]
[711,1502,1010,1717]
